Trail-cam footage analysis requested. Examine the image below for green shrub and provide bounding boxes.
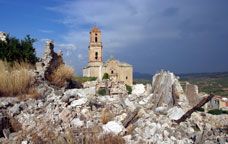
[196,107,204,112]
[97,88,107,96]
[73,76,97,83]
[208,109,228,115]
[0,34,38,64]
[125,85,132,94]
[102,73,109,80]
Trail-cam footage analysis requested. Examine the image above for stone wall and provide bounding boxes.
[185,83,200,107]
[103,59,133,86]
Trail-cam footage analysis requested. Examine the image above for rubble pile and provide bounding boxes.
[0,69,227,143]
[96,80,128,95]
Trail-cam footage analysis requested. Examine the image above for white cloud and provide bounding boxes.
[55,43,77,50]
[39,29,54,34]
[78,53,83,60]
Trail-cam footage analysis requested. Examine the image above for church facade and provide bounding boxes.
[83,27,133,86]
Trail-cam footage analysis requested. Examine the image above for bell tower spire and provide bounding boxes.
[88,26,103,64]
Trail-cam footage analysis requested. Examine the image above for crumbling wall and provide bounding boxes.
[36,40,64,80]
[185,83,200,107]
[96,80,127,95]
[0,32,6,42]
[151,70,189,109]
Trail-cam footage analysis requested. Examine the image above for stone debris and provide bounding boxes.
[0,70,227,144]
[167,106,185,120]
[71,118,84,127]
[70,98,88,107]
[132,84,145,95]
[102,121,125,135]
[96,80,128,95]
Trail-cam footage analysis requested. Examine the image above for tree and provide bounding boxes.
[0,34,38,64]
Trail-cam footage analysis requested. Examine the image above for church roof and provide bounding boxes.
[104,58,132,67]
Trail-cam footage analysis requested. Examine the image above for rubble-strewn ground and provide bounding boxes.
[0,71,227,144]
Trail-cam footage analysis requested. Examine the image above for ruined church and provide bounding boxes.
[83,27,133,86]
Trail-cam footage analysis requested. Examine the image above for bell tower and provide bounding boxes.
[88,26,103,66]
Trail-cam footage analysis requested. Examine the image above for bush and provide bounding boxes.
[196,107,204,112]
[49,64,74,87]
[0,34,38,64]
[102,73,109,80]
[97,88,107,96]
[0,60,33,97]
[208,109,228,115]
[74,76,97,83]
[126,84,132,94]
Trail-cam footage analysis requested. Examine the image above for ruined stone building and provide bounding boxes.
[83,27,133,86]
[0,32,6,42]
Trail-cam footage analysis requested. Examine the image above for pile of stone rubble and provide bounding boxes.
[0,69,227,144]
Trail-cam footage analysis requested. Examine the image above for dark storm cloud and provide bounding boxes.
[162,7,179,17]
[50,0,228,74]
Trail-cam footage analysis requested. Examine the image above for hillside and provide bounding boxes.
[134,72,228,97]
[179,72,228,97]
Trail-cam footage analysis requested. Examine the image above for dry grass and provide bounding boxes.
[49,64,74,87]
[15,125,125,144]
[18,88,42,100]
[61,126,125,144]
[0,60,34,97]
[100,108,114,124]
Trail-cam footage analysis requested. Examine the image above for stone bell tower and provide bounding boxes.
[88,26,103,66]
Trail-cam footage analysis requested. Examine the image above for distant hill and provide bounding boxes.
[179,72,228,80]
[133,72,152,80]
[134,71,228,80]
[178,72,228,97]
[134,72,228,96]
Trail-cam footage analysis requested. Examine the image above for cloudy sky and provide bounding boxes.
[1,0,228,75]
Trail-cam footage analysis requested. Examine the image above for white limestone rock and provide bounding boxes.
[71,118,84,127]
[132,84,145,95]
[124,98,136,111]
[102,121,124,134]
[21,141,28,144]
[70,98,88,107]
[155,106,168,115]
[167,106,185,120]
[64,87,96,98]
[9,104,20,116]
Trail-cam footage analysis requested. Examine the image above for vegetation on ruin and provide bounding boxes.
[49,64,74,87]
[207,109,228,115]
[102,73,110,80]
[97,88,107,96]
[126,84,132,94]
[0,34,38,64]
[73,76,97,83]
